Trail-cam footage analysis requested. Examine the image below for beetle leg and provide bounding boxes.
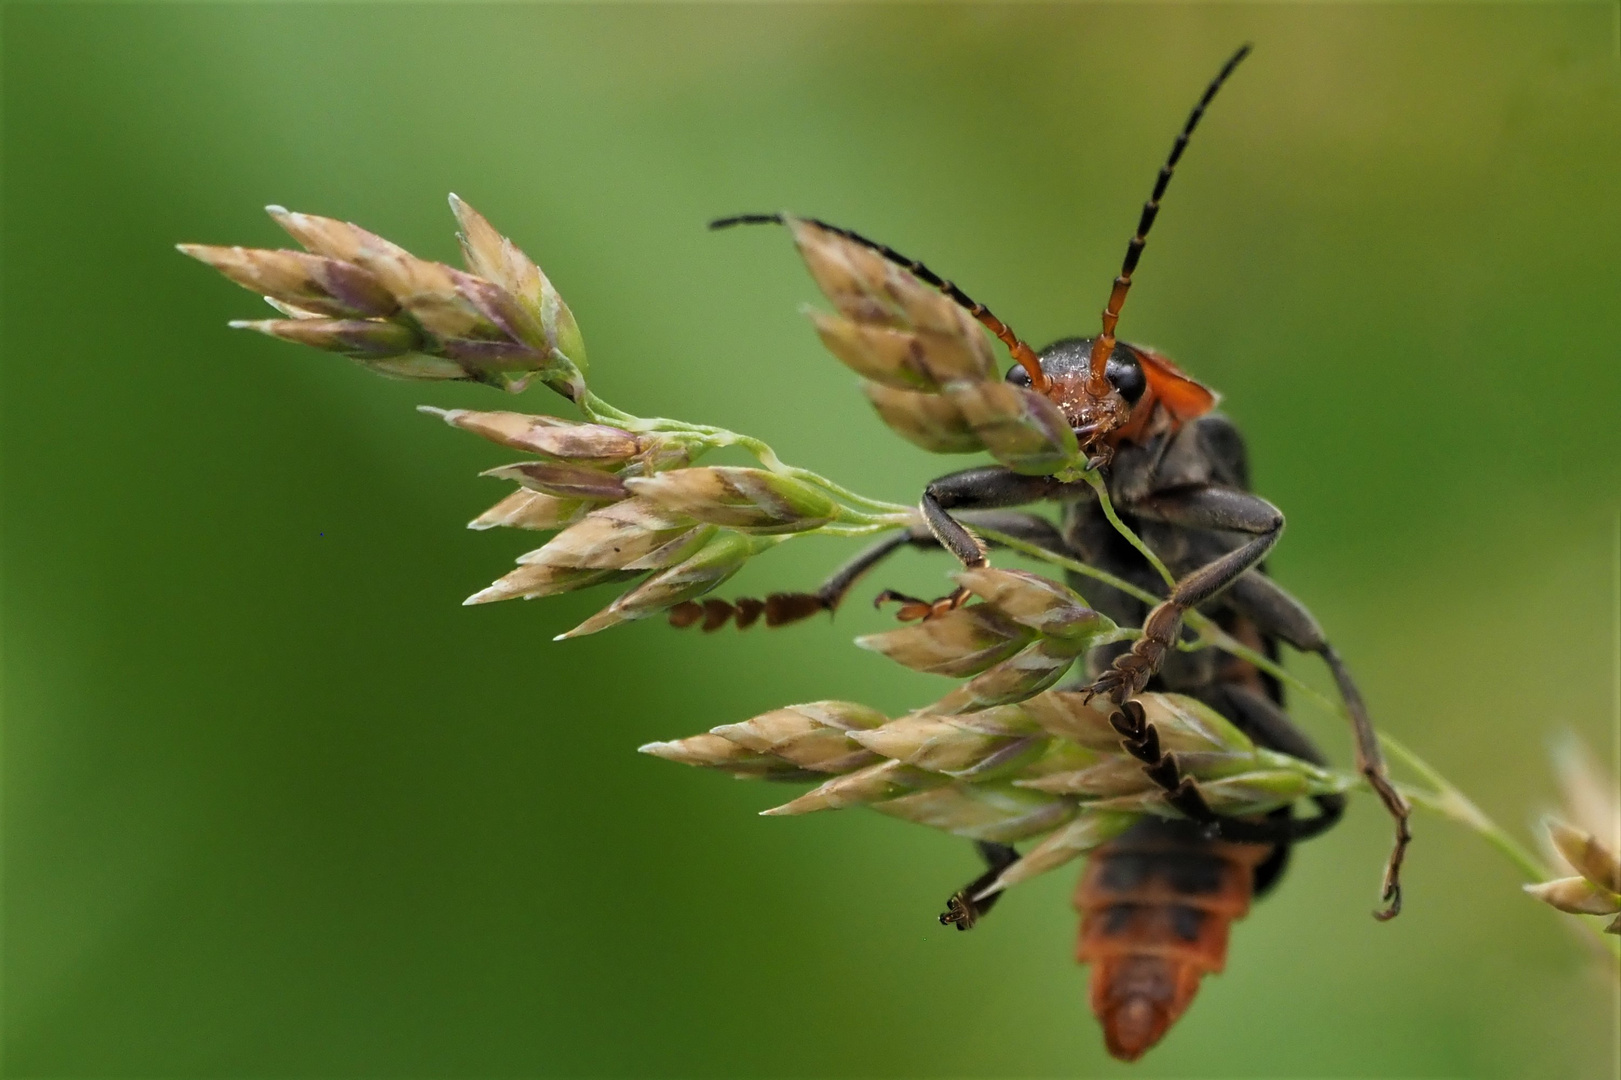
[939,841,1020,931]
[1221,574,1412,919]
[1108,701,1344,845]
[1084,486,1283,705]
[875,468,1071,622]
[674,510,1069,630]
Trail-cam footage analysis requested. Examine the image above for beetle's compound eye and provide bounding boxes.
[1105,350,1147,404]
[1004,362,1033,388]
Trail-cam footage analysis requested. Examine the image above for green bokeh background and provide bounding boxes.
[4,3,1618,1077]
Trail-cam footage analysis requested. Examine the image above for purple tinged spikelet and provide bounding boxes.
[854,606,1033,677]
[624,467,839,533]
[945,381,1081,476]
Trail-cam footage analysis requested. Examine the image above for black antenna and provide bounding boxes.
[1085,43,1252,390]
[711,213,1050,390]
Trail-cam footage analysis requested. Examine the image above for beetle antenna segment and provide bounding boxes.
[711,213,1050,391]
[1085,43,1252,391]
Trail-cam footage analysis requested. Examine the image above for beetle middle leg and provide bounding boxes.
[876,467,1072,621]
[672,504,1069,630]
[939,840,1020,931]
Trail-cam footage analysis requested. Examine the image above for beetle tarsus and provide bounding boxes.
[939,841,1020,930]
[667,591,830,631]
[875,585,971,622]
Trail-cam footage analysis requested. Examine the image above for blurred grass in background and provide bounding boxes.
[3,3,1618,1077]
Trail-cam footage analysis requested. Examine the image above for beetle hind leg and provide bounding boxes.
[940,841,1020,931]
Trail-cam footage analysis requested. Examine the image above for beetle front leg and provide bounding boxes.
[876,467,1070,621]
[1084,486,1283,704]
[939,841,1020,931]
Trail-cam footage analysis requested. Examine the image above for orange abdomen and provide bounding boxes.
[1075,818,1273,1062]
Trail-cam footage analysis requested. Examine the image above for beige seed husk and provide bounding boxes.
[463,563,633,605]
[784,218,987,340]
[468,489,592,531]
[850,714,1038,777]
[1523,876,1621,916]
[450,194,545,315]
[956,566,1103,638]
[178,244,399,319]
[1020,691,1253,754]
[482,461,629,501]
[1546,818,1621,894]
[1083,769,1319,817]
[556,532,760,639]
[637,733,806,779]
[926,637,1084,714]
[871,783,1075,843]
[945,381,1080,476]
[808,311,993,390]
[448,195,585,367]
[860,381,985,454]
[357,353,473,381]
[786,218,902,326]
[624,467,838,533]
[974,812,1138,898]
[229,317,419,358]
[518,498,700,570]
[267,205,412,265]
[854,605,1033,677]
[422,406,640,465]
[760,759,943,815]
[711,701,886,773]
[1014,751,1263,796]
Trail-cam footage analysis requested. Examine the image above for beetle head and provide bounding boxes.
[1006,337,1144,448]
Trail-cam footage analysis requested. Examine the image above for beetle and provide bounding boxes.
[678,44,1412,1061]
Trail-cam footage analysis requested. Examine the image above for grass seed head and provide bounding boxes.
[927,637,1087,714]
[177,244,399,319]
[463,563,635,605]
[185,201,589,398]
[808,311,993,391]
[872,783,1074,843]
[556,531,764,639]
[854,606,1034,677]
[945,381,1082,476]
[849,714,1043,777]
[228,317,421,359]
[636,733,811,779]
[518,499,709,571]
[761,759,945,816]
[422,407,642,466]
[974,813,1139,899]
[860,381,985,454]
[467,489,593,532]
[1546,817,1621,895]
[481,461,629,502]
[955,566,1106,640]
[1523,875,1621,919]
[624,467,839,533]
[709,701,887,773]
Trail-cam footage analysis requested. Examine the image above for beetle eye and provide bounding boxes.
[1004,363,1033,387]
[1105,353,1147,403]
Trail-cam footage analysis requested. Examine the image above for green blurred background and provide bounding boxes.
[4,3,1618,1077]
